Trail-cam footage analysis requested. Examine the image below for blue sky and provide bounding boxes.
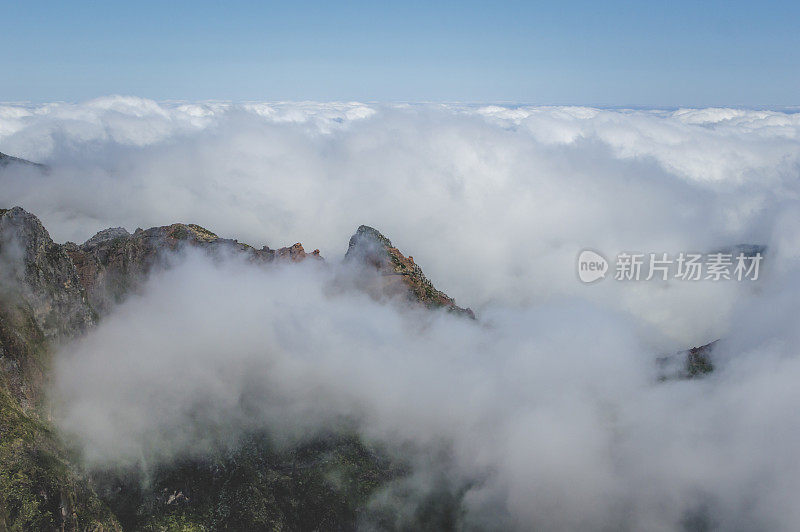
[2,0,798,106]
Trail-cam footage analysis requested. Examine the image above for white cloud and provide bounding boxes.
[3,98,797,345]
[3,97,799,529]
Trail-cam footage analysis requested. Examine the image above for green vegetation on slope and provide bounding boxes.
[0,302,119,531]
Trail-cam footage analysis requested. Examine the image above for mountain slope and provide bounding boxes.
[0,207,118,531]
[0,208,470,530]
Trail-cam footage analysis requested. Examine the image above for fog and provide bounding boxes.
[2,98,799,343]
[51,249,800,530]
[2,98,800,529]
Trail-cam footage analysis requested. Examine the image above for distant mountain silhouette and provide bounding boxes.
[0,151,46,169]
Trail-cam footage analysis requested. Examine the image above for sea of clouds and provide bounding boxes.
[2,97,800,530]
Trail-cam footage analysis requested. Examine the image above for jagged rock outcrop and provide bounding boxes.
[0,207,95,341]
[345,225,474,318]
[64,221,321,313]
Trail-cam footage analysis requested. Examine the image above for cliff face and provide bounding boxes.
[0,207,94,342]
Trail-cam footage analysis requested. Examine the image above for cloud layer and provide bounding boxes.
[2,97,799,344]
[3,97,800,529]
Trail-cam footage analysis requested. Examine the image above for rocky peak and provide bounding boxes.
[82,227,131,250]
[0,207,94,341]
[276,242,320,261]
[345,225,474,318]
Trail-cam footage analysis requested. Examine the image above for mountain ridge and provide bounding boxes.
[0,206,477,530]
[0,152,46,170]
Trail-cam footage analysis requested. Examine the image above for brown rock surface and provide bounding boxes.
[344,225,474,318]
[64,221,321,313]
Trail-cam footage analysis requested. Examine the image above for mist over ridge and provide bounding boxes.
[3,97,799,346]
[3,97,800,529]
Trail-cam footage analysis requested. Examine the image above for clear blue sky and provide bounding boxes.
[2,0,798,106]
